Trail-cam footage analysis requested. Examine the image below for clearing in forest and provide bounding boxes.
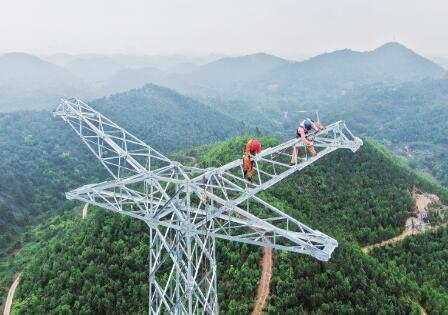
[362,190,446,253]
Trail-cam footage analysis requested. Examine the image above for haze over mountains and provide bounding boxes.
[0,42,445,112]
[1,41,447,187]
[184,52,289,87]
[431,56,448,70]
[0,53,90,111]
[261,42,446,95]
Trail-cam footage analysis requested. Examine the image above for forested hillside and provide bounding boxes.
[261,42,445,97]
[0,84,241,248]
[0,111,98,253]
[371,228,448,314]
[323,78,448,186]
[91,84,244,152]
[10,137,448,314]
[0,84,242,304]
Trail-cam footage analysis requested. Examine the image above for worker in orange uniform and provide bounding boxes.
[243,139,262,182]
[290,118,325,165]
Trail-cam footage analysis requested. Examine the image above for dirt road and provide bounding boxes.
[82,203,89,220]
[252,247,273,315]
[362,217,419,253]
[3,274,20,315]
[362,191,445,253]
[418,303,428,315]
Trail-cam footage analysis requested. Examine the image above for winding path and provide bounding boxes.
[362,191,446,314]
[418,303,428,315]
[252,247,273,315]
[82,203,89,220]
[362,217,420,253]
[362,191,444,253]
[3,274,20,315]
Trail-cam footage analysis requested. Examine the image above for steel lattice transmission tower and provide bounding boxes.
[54,98,362,314]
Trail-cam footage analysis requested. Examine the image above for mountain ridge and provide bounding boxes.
[0,52,90,112]
[183,52,290,87]
[264,42,446,92]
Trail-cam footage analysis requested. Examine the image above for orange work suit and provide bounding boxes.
[243,139,256,180]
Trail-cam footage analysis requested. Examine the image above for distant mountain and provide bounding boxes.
[263,42,446,95]
[107,53,225,71]
[0,53,89,111]
[192,43,448,122]
[430,56,448,70]
[2,44,444,113]
[184,53,290,88]
[166,62,198,74]
[41,53,87,67]
[64,56,124,85]
[100,67,167,95]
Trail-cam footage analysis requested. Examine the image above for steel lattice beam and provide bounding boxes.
[54,98,362,314]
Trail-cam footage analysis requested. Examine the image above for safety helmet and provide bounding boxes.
[251,139,262,153]
[304,119,313,130]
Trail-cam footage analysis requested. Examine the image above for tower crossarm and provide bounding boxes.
[189,121,362,225]
[187,198,338,261]
[53,98,175,179]
[65,171,338,261]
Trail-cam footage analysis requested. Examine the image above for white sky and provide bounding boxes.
[1,0,447,57]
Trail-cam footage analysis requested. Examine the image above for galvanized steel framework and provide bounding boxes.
[54,98,363,314]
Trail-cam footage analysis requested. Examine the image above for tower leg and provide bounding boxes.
[147,223,218,314]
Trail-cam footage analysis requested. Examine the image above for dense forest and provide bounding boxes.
[10,136,448,314]
[0,111,99,253]
[0,84,243,304]
[371,228,448,314]
[0,84,242,250]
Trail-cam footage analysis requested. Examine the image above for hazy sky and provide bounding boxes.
[1,0,447,57]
